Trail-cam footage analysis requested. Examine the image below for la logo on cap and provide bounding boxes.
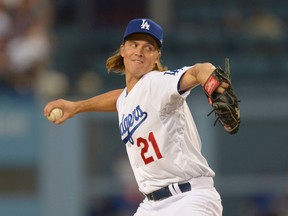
[123,18,163,48]
[141,19,150,30]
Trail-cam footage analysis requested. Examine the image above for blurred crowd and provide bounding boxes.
[238,194,288,216]
[0,0,287,98]
[0,0,53,96]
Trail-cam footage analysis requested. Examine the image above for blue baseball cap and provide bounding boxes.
[123,18,163,48]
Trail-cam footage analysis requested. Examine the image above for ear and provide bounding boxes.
[156,50,161,62]
[120,44,124,57]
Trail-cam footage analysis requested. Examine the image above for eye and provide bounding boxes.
[129,42,137,48]
[144,45,156,52]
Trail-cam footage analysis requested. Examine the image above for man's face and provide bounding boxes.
[120,34,161,78]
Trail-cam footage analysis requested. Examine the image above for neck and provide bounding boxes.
[125,75,140,93]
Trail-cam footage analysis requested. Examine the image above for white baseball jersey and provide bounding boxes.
[116,66,215,195]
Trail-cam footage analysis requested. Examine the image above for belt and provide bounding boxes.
[145,182,191,201]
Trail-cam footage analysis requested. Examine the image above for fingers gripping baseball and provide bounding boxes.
[47,108,63,122]
[44,99,76,124]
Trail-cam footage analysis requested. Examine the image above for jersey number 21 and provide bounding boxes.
[137,132,163,165]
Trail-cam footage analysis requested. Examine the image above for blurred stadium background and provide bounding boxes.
[0,0,287,215]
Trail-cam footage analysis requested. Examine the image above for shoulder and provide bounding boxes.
[116,88,127,102]
[162,66,192,77]
[143,66,192,80]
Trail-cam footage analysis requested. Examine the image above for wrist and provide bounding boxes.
[195,63,216,86]
[73,100,84,114]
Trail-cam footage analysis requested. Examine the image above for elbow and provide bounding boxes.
[194,62,215,71]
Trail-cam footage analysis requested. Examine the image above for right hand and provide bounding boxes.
[43,99,77,124]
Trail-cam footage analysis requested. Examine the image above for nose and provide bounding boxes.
[134,47,144,57]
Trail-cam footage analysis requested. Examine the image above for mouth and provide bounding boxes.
[132,59,144,64]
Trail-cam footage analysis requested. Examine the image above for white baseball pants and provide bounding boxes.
[134,178,223,216]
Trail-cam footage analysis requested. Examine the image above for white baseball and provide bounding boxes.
[47,108,63,122]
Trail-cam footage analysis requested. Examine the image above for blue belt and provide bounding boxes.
[146,182,191,201]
